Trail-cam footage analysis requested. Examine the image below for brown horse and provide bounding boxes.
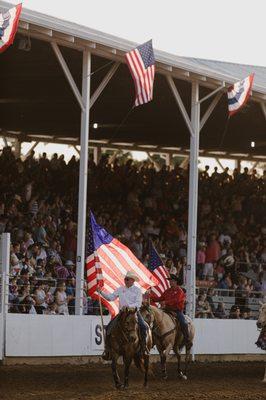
[140,304,195,380]
[108,307,152,389]
[256,302,266,383]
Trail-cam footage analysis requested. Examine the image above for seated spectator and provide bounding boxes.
[55,282,69,315]
[215,302,227,319]
[195,293,214,318]
[229,305,241,319]
[34,282,48,314]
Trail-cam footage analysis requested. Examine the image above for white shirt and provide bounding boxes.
[100,284,142,310]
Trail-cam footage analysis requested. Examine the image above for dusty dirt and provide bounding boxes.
[0,362,265,400]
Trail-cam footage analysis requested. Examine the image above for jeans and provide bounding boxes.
[137,311,148,339]
[176,310,187,328]
[106,311,147,337]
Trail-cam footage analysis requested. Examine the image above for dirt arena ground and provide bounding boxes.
[0,362,265,400]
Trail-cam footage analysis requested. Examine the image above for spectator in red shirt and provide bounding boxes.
[150,274,192,348]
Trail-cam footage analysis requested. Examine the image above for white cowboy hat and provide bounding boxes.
[125,271,139,282]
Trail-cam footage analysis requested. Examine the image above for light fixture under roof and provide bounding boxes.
[251,141,255,148]
[93,123,98,129]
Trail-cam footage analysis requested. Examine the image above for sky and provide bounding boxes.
[5,0,266,67]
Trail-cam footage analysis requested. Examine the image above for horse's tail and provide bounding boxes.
[133,353,145,372]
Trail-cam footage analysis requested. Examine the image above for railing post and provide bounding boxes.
[0,233,10,362]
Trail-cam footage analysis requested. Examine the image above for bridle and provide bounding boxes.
[117,310,138,344]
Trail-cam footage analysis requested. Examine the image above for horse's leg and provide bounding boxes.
[160,342,172,380]
[160,351,167,380]
[263,364,266,383]
[173,345,183,379]
[111,355,122,389]
[183,345,192,378]
[143,354,149,387]
[123,356,132,389]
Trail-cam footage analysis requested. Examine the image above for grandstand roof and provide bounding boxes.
[0,1,266,158]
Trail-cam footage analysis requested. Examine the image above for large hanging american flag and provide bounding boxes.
[125,39,155,107]
[0,4,22,54]
[86,212,159,317]
[148,240,170,297]
[227,74,254,116]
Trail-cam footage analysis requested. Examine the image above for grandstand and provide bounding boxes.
[0,0,265,369]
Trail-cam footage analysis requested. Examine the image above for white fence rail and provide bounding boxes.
[5,314,264,357]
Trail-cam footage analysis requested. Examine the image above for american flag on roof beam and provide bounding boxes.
[86,212,159,318]
[0,4,22,54]
[125,39,155,107]
[227,73,254,116]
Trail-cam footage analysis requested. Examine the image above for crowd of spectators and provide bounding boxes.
[0,145,265,318]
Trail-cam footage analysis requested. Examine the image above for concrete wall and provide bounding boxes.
[4,314,264,357]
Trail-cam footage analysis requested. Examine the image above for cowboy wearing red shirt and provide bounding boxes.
[150,274,192,348]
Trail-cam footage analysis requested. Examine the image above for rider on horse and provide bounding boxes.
[149,274,192,348]
[97,270,149,360]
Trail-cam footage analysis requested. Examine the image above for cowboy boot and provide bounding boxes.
[180,324,192,349]
[101,336,112,361]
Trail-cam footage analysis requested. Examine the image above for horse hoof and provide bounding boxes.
[115,383,123,390]
[162,375,168,380]
[178,372,187,380]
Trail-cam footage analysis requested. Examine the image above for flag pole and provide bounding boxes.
[98,292,105,345]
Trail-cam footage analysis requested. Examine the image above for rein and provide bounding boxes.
[149,307,177,340]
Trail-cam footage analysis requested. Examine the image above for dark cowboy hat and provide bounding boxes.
[166,274,180,282]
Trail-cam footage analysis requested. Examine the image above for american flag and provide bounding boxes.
[148,240,170,297]
[86,212,159,317]
[0,4,22,54]
[125,39,155,107]
[227,74,254,116]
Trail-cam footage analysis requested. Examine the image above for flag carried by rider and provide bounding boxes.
[86,212,159,317]
[148,240,170,297]
[227,74,254,116]
[0,4,22,53]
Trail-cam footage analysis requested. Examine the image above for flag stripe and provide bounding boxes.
[86,212,159,317]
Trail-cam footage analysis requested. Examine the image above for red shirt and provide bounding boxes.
[150,286,186,311]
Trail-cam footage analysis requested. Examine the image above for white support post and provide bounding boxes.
[3,137,8,147]
[13,139,21,159]
[260,102,266,120]
[0,233,10,362]
[93,147,101,165]
[186,82,200,319]
[51,42,85,112]
[90,62,120,109]
[165,153,172,168]
[215,158,225,171]
[166,76,194,137]
[75,50,91,315]
[23,141,39,159]
[200,92,223,131]
[251,161,259,171]
[146,152,160,171]
[73,145,80,156]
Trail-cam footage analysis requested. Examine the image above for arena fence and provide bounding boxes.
[4,314,265,357]
[0,233,264,360]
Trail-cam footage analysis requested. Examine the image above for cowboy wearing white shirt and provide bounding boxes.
[97,271,148,360]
